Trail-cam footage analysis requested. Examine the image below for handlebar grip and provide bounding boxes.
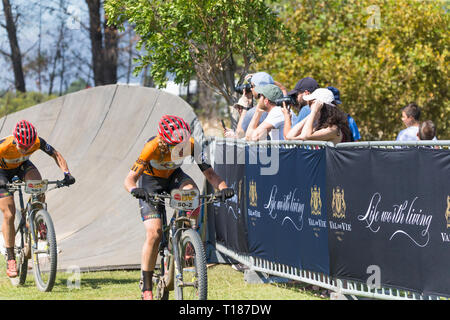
[214,189,235,202]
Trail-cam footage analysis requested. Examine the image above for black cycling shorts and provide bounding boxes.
[138,168,196,221]
[0,161,38,198]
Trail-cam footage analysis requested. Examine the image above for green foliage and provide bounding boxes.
[257,0,449,140]
[0,91,57,117]
[65,78,90,94]
[104,0,305,104]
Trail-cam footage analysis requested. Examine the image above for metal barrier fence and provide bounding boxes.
[208,137,450,300]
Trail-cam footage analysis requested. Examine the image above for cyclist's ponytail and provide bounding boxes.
[157,136,170,161]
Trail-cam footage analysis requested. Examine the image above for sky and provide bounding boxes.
[0,0,144,93]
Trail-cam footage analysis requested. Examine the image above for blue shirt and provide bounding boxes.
[347,115,361,141]
[241,107,268,132]
[292,106,311,125]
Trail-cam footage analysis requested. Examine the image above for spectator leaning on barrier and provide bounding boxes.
[224,72,274,139]
[417,120,437,141]
[327,86,361,141]
[285,88,352,144]
[245,84,285,141]
[396,103,421,141]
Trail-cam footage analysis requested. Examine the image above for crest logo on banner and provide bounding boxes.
[249,180,258,207]
[332,186,346,219]
[310,185,322,216]
[446,195,450,228]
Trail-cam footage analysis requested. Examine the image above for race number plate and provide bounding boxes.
[24,180,48,194]
[170,189,200,211]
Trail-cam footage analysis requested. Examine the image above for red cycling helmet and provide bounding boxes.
[158,115,191,145]
[13,120,37,148]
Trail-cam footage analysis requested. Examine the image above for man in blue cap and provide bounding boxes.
[224,72,275,139]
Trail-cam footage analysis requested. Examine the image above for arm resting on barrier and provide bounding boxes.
[286,116,308,140]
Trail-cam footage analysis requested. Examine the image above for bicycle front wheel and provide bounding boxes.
[31,209,57,292]
[12,211,29,286]
[175,229,207,300]
[11,233,29,287]
[16,232,30,286]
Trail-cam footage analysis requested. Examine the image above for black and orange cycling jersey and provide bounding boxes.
[0,136,55,170]
[131,136,211,179]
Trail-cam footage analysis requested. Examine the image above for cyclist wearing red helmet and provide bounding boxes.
[124,115,233,300]
[0,120,75,278]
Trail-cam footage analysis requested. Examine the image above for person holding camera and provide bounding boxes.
[245,84,286,141]
[281,77,320,137]
[224,72,278,139]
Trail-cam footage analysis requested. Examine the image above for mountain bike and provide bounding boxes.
[142,188,232,300]
[3,177,68,292]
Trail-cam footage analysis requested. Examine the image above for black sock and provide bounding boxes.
[6,247,15,261]
[142,271,153,292]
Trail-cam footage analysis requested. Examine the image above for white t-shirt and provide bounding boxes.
[263,106,285,140]
[396,126,419,141]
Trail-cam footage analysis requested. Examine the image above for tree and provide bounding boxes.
[104,0,305,106]
[1,0,26,92]
[86,0,118,85]
[256,0,449,140]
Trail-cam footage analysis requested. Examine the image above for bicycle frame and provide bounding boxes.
[155,207,189,292]
[12,180,55,254]
[163,209,194,290]
[150,190,223,299]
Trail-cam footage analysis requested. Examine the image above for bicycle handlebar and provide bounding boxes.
[146,190,233,205]
[0,179,68,193]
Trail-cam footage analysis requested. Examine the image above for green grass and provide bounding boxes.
[0,259,326,300]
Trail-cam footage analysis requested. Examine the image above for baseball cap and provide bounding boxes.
[327,86,342,104]
[302,88,335,104]
[250,72,274,87]
[254,84,283,102]
[287,77,319,96]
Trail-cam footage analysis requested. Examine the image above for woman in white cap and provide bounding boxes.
[285,88,352,144]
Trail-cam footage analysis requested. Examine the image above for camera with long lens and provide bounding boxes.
[234,83,252,95]
[275,96,296,107]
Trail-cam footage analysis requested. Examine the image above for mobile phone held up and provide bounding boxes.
[221,120,226,130]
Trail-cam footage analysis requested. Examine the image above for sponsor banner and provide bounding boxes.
[246,146,329,274]
[327,147,450,296]
[211,142,248,254]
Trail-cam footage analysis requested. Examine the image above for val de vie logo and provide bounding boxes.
[310,185,322,216]
[249,180,257,207]
[329,186,352,239]
[442,195,450,243]
[308,185,326,236]
[446,195,450,228]
[332,186,346,219]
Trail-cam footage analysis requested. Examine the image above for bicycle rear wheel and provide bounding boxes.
[31,209,57,292]
[175,229,207,300]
